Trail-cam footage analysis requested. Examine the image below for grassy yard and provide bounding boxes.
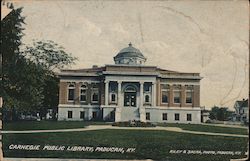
[3,129,248,161]
[3,121,110,131]
[157,123,248,135]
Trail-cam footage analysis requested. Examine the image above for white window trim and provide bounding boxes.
[79,84,87,102]
[144,93,151,104]
[67,83,75,102]
[173,90,181,104]
[185,90,193,104]
[109,92,117,103]
[161,90,169,104]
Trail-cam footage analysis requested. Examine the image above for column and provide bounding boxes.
[115,81,122,122]
[105,81,109,106]
[140,81,144,107]
[152,82,156,107]
[117,81,122,107]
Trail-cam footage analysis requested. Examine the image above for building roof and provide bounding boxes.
[114,43,146,60]
[235,99,248,109]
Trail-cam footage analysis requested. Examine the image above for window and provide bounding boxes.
[80,84,87,102]
[111,93,116,102]
[161,84,169,103]
[92,93,98,102]
[187,114,192,121]
[68,84,75,101]
[173,85,181,104]
[185,85,193,104]
[146,112,150,120]
[144,94,150,103]
[162,113,168,120]
[68,111,73,118]
[174,91,181,103]
[92,111,97,119]
[91,83,99,102]
[80,111,85,119]
[144,83,151,92]
[174,113,180,121]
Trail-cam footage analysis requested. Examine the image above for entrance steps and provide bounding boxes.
[120,107,140,121]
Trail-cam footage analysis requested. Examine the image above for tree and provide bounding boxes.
[1,7,77,121]
[209,106,232,121]
[1,7,26,120]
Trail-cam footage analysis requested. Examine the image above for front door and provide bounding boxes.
[124,92,136,107]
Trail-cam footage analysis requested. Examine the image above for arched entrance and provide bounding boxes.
[123,85,137,107]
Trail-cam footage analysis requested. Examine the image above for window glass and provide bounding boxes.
[80,111,85,119]
[175,113,180,121]
[68,111,73,118]
[174,91,181,103]
[162,113,167,120]
[146,112,150,120]
[111,93,116,102]
[187,114,192,121]
[186,91,192,104]
[145,95,150,103]
[68,84,75,101]
[162,91,168,103]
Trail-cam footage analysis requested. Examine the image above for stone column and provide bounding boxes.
[152,82,156,107]
[105,81,109,106]
[139,81,146,122]
[118,81,122,107]
[115,81,122,122]
[140,81,144,107]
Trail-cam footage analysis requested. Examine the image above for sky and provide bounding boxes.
[3,0,249,110]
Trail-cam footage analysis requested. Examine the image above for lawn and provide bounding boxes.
[3,129,248,161]
[157,123,248,135]
[3,121,110,131]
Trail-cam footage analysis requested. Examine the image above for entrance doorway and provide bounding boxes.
[124,92,136,107]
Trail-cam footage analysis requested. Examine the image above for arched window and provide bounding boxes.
[111,93,116,102]
[68,84,75,101]
[124,85,136,92]
[145,95,150,103]
[80,84,87,102]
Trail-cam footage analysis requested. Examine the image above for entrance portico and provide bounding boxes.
[103,76,157,122]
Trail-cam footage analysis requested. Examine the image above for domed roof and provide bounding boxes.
[114,43,146,59]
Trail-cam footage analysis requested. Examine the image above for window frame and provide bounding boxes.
[161,84,169,104]
[68,111,73,119]
[146,112,150,120]
[80,84,87,102]
[187,113,192,121]
[185,85,193,104]
[80,111,85,119]
[67,84,75,102]
[174,113,180,121]
[162,113,168,120]
[91,83,99,103]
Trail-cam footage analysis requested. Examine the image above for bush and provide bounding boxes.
[112,120,156,127]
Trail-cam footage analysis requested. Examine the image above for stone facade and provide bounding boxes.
[58,44,202,124]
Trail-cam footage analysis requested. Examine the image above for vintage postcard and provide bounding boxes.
[0,0,249,161]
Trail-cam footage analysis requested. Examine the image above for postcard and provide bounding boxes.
[1,0,249,161]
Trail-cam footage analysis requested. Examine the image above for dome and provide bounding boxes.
[114,43,146,65]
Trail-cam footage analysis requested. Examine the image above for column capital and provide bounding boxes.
[117,80,122,84]
[139,81,144,84]
[152,81,156,85]
[104,80,109,83]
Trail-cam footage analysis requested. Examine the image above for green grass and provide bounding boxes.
[3,121,110,131]
[157,123,248,135]
[3,130,248,161]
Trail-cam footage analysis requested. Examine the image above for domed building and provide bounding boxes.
[58,43,202,124]
[114,43,146,65]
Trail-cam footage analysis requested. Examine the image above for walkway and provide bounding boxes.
[1,125,248,138]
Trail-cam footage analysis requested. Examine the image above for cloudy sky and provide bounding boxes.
[6,0,249,109]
